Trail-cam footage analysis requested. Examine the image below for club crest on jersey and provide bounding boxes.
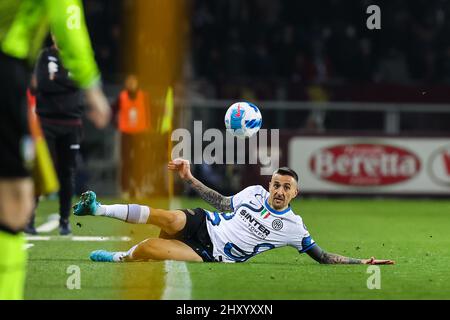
[272,219,283,231]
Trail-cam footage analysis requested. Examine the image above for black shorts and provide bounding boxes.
[0,53,31,178]
[40,120,82,170]
[176,208,215,262]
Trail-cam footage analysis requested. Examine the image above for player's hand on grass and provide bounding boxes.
[168,158,192,180]
[362,257,395,265]
[84,85,111,129]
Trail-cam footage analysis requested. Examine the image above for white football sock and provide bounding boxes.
[110,245,138,263]
[112,252,128,262]
[126,244,139,260]
[96,204,150,224]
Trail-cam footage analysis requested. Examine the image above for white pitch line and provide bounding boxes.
[25,236,51,241]
[162,198,192,300]
[36,213,60,233]
[71,236,131,242]
[162,260,192,300]
[24,243,35,250]
[25,235,131,242]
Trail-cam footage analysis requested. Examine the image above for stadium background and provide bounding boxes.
[25,0,450,300]
[79,0,450,198]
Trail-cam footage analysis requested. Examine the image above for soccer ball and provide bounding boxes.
[224,102,262,138]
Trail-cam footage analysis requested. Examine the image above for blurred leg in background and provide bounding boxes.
[0,53,34,300]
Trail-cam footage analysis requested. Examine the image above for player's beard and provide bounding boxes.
[272,196,286,210]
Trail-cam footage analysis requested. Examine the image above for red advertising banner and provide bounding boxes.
[288,137,450,195]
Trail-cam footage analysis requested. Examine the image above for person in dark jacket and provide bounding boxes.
[25,36,85,235]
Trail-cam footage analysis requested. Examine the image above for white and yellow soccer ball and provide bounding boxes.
[224,102,262,138]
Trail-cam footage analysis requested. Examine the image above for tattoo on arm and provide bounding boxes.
[320,252,362,265]
[306,245,362,264]
[186,177,232,212]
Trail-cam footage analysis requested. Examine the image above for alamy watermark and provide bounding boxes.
[366,5,381,30]
[366,265,381,290]
[66,5,81,30]
[66,265,81,290]
[171,121,279,175]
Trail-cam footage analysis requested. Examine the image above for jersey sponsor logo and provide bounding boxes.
[310,143,421,186]
[272,219,283,231]
[239,209,270,239]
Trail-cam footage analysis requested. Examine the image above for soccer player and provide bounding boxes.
[0,0,110,299]
[75,159,394,265]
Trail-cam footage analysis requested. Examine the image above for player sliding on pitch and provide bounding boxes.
[74,159,394,265]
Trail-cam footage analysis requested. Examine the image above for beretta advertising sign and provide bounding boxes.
[289,137,450,195]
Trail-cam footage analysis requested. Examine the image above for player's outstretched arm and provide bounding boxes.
[306,245,395,265]
[168,159,232,212]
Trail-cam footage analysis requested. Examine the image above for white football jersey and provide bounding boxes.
[205,185,315,263]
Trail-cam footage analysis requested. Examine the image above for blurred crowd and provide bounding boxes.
[191,0,450,99]
[78,0,450,196]
[83,0,124,83]
[84,0,450,99]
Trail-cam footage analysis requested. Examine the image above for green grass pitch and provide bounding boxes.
[25,197,450,300]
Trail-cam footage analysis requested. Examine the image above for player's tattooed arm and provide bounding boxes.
[319,252,362,264]
[168,158,233,211]
[186,176,233,212]
[306,245,395,265]
[306,245,362,264]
